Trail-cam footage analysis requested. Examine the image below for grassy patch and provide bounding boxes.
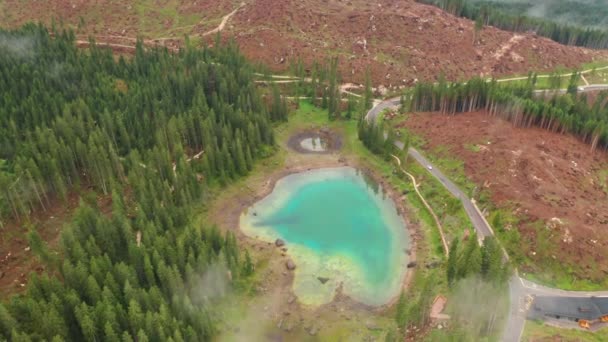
[522,320,608,342]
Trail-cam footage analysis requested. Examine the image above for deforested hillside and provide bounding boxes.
[1,0,607,86]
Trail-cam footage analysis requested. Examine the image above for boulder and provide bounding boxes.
[407,261,417,268]
[286,259,296,270]
[317,277,330,284]
[275,239,285,247]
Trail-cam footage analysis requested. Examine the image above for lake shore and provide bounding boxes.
[208,132,419,313]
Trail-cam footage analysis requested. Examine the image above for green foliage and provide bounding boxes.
[270,85,288,122]
[241,250,254,277]
[364,69,373,110]
[0,24,276,222]
[447,235,509,287]
[418,0,608,49]
[358,119,395,159]
[305,58,342,120]
[0,24,272,340]
[446,238,459,286]
[384,328,398,342]
[491,212,503,231]
[395,291,408,328]
[393,274,436,336]
[410,77,608,152]
[448,277,509,340]
[346,95,356,120]
[567,71,580,95]
[475,0,608,29]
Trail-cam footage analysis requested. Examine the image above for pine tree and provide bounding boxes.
[474,16,484,45]
[364,69,373,110]
[447,238,459,286]
[242,250,254,277]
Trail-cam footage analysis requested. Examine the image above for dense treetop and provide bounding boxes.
[0,24,276,341]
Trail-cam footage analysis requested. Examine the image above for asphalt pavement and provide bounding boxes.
[365,96,608,342]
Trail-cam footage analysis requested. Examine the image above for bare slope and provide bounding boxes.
[400,111,608,286]
[2,0,607,85]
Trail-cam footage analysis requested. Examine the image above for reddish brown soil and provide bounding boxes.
[0,191,113,298]
[2,0,607,86]
[399,111,608,282]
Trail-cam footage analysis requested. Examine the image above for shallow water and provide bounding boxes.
[240,167,410,306]
[299,137,327,152]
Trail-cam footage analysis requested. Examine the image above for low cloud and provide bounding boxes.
[0,33,35,59]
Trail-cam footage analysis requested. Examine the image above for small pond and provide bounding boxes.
[240,167,410,306]
[299,137,328,152]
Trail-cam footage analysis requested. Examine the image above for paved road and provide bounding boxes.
[496,65,608,83]
[365,98,493,240]
[581,84,608,92]
[365,97,608,342]
[406,148,493,240]
[503,274,608,342]
[533,84,608,96]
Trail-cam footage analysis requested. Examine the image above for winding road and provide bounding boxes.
[365,95,608,342]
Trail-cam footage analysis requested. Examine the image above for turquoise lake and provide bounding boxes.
[240,167,410,306]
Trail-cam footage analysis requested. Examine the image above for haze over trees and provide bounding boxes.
[0,24,276,340]
[418,0,608,49]
[471,0,608,29]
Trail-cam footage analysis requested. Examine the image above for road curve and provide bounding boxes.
[365,97,608,342]
[365,99,493,241]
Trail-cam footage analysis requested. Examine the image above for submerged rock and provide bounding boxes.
[317,277,330,284]
[286,259,296,270]
[275,239,285,247]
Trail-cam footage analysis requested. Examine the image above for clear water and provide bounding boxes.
[240,167,410,306]
[299,137,327,151]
